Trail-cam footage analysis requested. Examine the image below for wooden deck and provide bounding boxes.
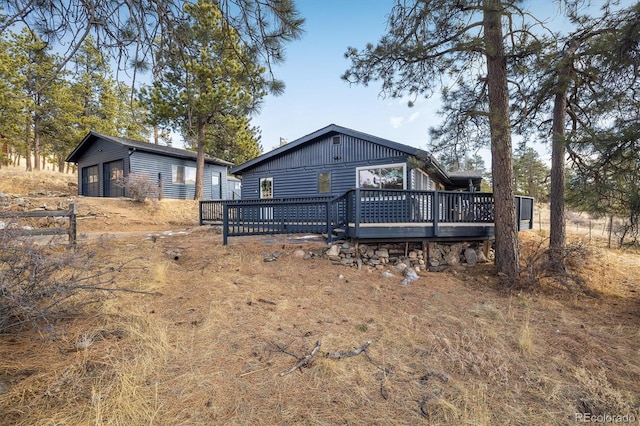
[199,189,534,245]
[345,222,495,241]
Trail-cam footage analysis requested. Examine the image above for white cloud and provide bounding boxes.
[390,111,420,129]
[390,116,404,128]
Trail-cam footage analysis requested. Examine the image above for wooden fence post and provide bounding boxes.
[68,204,77,245]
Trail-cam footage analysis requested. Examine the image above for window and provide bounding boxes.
[87,166,98,183]
[356,163,405,189]
[318,172,331,193]
[259,177,273,199]
[172,165,196,184]
[332,136,341,145]
[413,168,433,190]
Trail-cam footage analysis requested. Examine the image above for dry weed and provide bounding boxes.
[1,168,639,425]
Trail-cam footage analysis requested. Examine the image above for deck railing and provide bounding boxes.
[199,190,534,245]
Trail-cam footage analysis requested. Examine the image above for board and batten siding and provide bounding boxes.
[247,134,406,174]
[129,151,228,200]
[242,157,412,199]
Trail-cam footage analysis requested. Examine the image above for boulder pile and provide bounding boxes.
[320,241,492,272]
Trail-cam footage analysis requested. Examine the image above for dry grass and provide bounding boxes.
[1,166,639,425]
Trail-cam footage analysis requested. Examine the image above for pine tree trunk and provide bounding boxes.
[33,114,40,170]
[194,119,206,201]
[25,116,32,171]
[550,90,567,254]
[483,0,520,281]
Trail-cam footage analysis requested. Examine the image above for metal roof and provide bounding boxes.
[65,131,234,167]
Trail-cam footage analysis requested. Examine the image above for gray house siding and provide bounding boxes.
[241,156,411,199]
[238,132,427,199]
[246,134,407,174]
[67,131,232,200]
[129,151,228,200]
[74,139,131,197]
[231,124,474,201]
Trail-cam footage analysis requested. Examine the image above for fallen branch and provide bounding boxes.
[239,367,270,377]
[325,341,371,359]
[280,340,322,376]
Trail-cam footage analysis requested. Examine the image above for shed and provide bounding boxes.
[66,131,233,200]
[230,124,481,200]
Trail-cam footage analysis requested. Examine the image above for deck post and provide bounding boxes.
[425,241,431,265]
[433,190,439,237]
[354,188,361,238]
[326,199,332,243]
[223,204,229,245]
[483,239,491,259]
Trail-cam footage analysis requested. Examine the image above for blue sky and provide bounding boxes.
[251,1,439,153]
[249,0,628,163]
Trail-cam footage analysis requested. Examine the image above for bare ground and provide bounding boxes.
[0,166,639,425]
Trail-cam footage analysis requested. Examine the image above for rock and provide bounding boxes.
[394,262,407,271]
[375,248,389,258]
[341,258,354,266]
[443,243,463,265]
[381,270,394,278]
[477,249,488,263]
[293,249,306,258]
[429,265,448,272]
[464,248,478,266]
[401,267,419,285]
[326,245,340,257]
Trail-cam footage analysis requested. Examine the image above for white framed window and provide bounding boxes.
[172,165,196,185]
[259,177,273,199]
[413,168,434,190]
[356,163,406,190]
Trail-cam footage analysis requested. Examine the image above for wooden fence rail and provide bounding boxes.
[0,204,77,244]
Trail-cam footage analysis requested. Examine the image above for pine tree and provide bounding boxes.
[343,0,526,281]
[144,0,268,200]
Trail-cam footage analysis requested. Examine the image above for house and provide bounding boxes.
[205,124,533,244]
[230,123,480,199]
[227,175,242,200]
[66,131,233,200]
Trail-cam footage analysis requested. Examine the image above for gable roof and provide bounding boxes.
[65,131,234,167]
[230,123,453,182]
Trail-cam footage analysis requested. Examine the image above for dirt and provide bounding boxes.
[1,166,639,425]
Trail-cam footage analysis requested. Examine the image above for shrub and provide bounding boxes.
[116,172,161,202]
[0,230,141,335]
[518,236,597,296]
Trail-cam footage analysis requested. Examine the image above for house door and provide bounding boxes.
[81,165,99,197]
[103,160,124,197]
[259,177,273,220]
[211,172,222,199]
